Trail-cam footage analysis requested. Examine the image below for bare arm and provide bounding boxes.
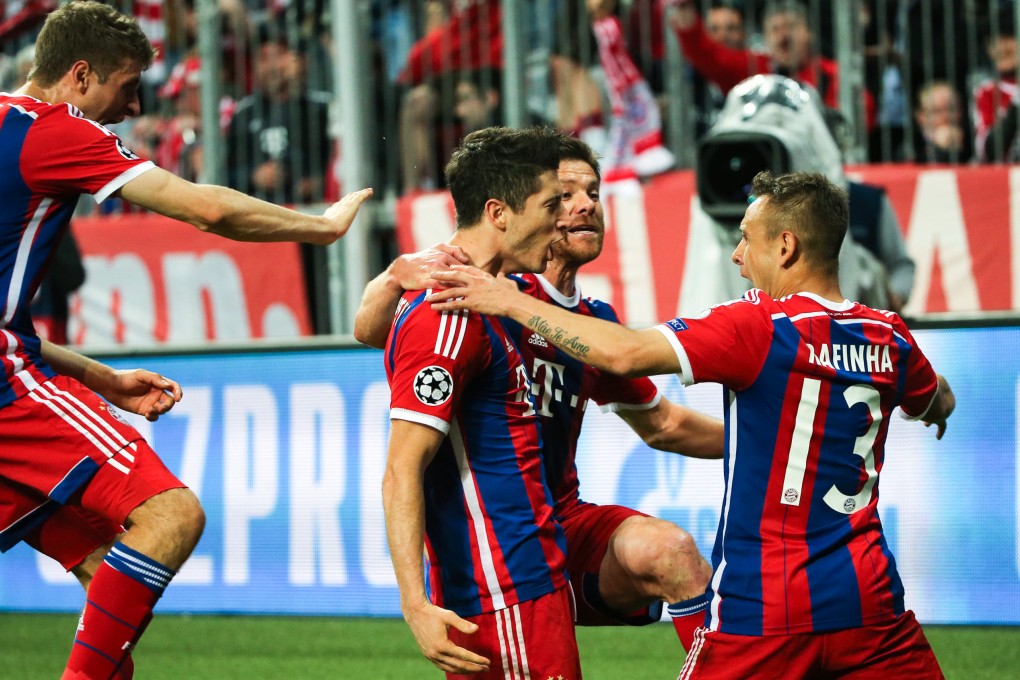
[353,244,470,348]
[430,268,680,377]
[41,340,181,422]
[383,419,489,674]
[118,167,372,245]
[617,395,724,459]
[922,374,955,440]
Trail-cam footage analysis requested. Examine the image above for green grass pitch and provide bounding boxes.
[1,613,1017,679]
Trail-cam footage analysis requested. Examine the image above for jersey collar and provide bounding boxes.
[535,274,581,308]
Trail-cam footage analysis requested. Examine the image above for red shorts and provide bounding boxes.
[560,502,658,626]
[447,586,581,680]
[1,376,186,569]
[678,611,944,680]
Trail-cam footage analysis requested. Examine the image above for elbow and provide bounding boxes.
[352,318,387,349]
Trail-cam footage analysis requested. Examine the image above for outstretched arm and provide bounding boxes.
[617,395,724,458]
[353,244,470,348]
[383,420,490,675]
[430,267,679,377]
[41,340,181,422]
[118,167,372,245]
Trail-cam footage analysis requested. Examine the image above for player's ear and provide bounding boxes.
[69,60,92,94]
[777,230,799,267]
[484,198,508,232]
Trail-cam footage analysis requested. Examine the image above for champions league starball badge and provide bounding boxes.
[413,366,454,406]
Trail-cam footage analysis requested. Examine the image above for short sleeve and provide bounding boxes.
[653,293,774,389]
[387,303,487,434]
[21,107,154,203]
[894,321,939,420]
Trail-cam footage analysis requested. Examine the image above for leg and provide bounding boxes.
[63,445,204,680]
[600,515,712,652]
[599,515,712,612]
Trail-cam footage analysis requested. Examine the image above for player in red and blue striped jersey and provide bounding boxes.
[1,3,370,677]
[358,138,724,655]
[383,126,581,679]
[431,170,955,679]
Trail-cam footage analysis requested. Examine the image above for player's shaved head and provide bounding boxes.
[445,126,563,228]
[750,171,848,278]
[30,0,155,87]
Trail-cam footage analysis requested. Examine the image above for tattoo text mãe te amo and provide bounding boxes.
[526,316,590,359]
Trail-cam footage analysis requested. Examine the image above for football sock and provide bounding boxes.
[63,543,174,680]
[668,592,710,652]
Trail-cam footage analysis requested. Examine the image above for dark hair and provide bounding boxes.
[559,135,601,181]
[445,126,563,228]
[750,170,847,277]
[30,1,155,87]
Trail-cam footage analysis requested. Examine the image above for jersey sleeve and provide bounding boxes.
[893,319,939,420]
[652,292,774,390]
[21,107,154,203]
[583,298,660,411]
[387,302,487,434]
[592,372,660,413]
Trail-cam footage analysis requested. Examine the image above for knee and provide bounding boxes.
[624,521,712,599]
[131,487,206,548]
[173,490,206,548]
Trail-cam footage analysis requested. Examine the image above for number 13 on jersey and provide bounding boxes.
[780,379,883,515]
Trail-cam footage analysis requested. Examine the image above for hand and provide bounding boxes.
[101,370,183,423]
[403,600,490,674]
[923,374,955,440]
[322,188,374,242]
[391,244,471,291]
[428,266,519,317]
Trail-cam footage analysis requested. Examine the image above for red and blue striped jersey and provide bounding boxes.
[0,94,153,408]
[503,274,659,517]
[385,289,568,617]
[655,290,939,636]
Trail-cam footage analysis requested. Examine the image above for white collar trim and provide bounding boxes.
[535,274,581,308]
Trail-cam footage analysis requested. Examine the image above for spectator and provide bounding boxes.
[226,29,331,204]
[974,5,1018,162]
[397,0,603,193]
[914,80,971,163]
[665,0,876,129]
[453,68,503,134]
[397,0,500,192]
[156,56,238,183]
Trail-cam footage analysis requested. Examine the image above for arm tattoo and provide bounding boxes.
[526,316,590,359]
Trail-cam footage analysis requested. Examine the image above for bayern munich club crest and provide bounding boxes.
[414,366,454,406]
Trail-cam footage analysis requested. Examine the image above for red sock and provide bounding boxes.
[63,544,172,680]
[668,594,710,652]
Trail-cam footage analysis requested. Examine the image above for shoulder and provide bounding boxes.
[394,290,485,343]
[508,273,538,295]
[581,296,623,323]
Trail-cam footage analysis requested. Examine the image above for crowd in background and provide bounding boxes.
[0,0,1016,329]
[1,0,1018,204]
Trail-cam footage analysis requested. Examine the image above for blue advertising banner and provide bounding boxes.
[0,328,1017,624]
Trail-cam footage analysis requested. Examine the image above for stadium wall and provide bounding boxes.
[0,326,1017,624]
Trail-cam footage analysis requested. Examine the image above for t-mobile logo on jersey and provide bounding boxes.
[530,358,579,416]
